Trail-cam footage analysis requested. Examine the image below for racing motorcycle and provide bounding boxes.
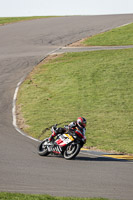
[38,125,85,160]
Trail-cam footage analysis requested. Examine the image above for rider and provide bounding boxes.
[48,117,87,144]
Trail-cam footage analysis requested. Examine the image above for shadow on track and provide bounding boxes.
[40,154,130,162]
[75,156,129,162]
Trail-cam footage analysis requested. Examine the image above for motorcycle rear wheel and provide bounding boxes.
[38,139,49,156]
[63,143,81,160]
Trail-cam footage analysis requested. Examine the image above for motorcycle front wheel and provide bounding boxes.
[38,139,49,156]
[63,143,81,160]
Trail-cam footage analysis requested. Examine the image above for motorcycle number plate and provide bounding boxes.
[64,134,74,142]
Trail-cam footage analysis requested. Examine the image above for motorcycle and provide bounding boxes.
[38,125,85,160]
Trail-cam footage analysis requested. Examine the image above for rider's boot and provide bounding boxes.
[48,128,57,144]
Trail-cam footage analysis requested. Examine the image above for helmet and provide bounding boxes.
[77,117,87,128]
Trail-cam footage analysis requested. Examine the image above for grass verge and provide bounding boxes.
[82,23,133,46]
[0,192,112,200]
[17,49,133,154]
[0,16,57,25]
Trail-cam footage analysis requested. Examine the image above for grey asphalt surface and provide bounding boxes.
[0,15,133,200]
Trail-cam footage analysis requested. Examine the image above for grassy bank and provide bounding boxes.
[0,192,112,200]
[83,23,133,46]
[17,48,133,154]
[0,16,57,25]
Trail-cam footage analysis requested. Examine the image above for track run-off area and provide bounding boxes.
[0,15,133,200]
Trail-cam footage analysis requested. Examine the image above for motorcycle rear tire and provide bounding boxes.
[63,143,81,160]
[38,140,49,156]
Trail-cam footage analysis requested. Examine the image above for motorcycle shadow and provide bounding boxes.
[75,155,129,162]
[45,154,128,162]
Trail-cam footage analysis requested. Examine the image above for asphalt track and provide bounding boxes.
[0,15,133,200]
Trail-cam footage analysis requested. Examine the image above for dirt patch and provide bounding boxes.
[29,53,64,76]
[38,53,64,65]
[68,37,88,47]
[16,104,30,130]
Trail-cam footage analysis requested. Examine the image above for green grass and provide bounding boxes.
[0,16,57,25]
[83,23,133,46]
[17,48,133,154]
[0,192,112,200]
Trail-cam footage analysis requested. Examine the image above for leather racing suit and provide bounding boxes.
[49,121,86,144]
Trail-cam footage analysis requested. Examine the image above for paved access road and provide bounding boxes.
[0,15,133,200]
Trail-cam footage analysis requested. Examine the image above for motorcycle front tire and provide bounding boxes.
[38,139,49,156]
[63,143,81,160]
